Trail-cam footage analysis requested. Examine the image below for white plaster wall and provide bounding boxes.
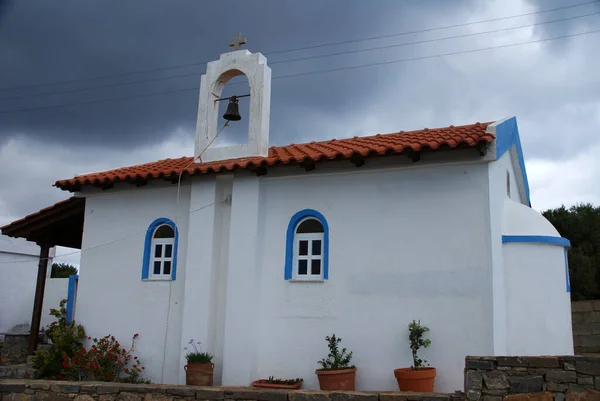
[249,162,494,393]
[75,182,190,384]
[0,243,39,334]
[0,236,58,336]
[503,243,573,355]
[40,278,69,329]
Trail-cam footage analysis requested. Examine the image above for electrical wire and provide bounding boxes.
[2,9,598,102]
[1,27,599,114]
[0,0,597,93]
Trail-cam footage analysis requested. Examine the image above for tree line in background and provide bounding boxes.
[542,203,600,301]
[50,262,78,278]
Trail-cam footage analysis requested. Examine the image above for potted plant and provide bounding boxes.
[394,320,436,392]
[252,376,304,389]
[183,339,214,386]
[315,334,357,391]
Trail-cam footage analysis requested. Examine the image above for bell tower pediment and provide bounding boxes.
[194,43,271,163]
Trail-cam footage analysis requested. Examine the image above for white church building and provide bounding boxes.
[1,43,573,393]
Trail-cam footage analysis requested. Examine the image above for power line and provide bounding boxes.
[2,10,598,102]
[1,27,598,115]
[0,0,597,93]
[0,201,217,265]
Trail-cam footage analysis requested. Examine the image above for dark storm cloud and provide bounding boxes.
[0,0,478,148]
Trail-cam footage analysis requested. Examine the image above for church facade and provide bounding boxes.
[4,46,573,393]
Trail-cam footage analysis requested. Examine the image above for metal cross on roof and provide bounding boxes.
[229,32,247,51]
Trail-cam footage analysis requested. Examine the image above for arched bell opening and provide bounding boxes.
[208,69,251,152]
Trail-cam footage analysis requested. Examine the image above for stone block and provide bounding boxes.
[581,337,600,347]
[289,391,331,401]
[422,396,450,401]
[1,394,34,401]
[379,393,409,401]
[119,392,146,401]
[142,395,172,401]
[481,390,507,396]
[578,361,600,376]
[255,390,288,401]
[573,302,594,313]
[574,326,593,336]
[466,360,495,371]
[195,389,224,400]
[547,383,569,392]
[466,371,483,390]
[565,364,577,371]
[74,395,95,401]
[99,396,116,401]
[579,377,594,386]
[97,386,120,395]
[165,388,195,398]
[573,314,584,324]
[483,372,509,390]
[466,389,481,401]
[29,383,51,391]
[595,377,600,390]
[593,301,600,311]
[482,397,503,401]
[0,382,26,393]
[547,371,578,383]
[50,385,80,395]
[504,393,553,401]
[583,313,600,324]
[555,394,566,401]
[565,389,600,401]
[509,376,544,393]
[498,357,559,369]
[44,395,72,401]
[330,392,379,401]
[223,389,259,400]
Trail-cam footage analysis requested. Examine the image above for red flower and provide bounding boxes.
[134,333,139,338]
[87,336,91,340]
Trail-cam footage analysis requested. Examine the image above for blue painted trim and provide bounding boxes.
[141,217,179,280]
[564,248,571,293]
[494,117,531,206]
[284,209,329,280]
[502,235,571,247]
[66,275,78,323]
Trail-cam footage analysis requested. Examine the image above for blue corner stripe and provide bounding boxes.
[494,117,531,207]
[141,217,179,280]
[284,209,329,280]
[502,235,571,247]
[66,275,78,323]
[564,248,571,293]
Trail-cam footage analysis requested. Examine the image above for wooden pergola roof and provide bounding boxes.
[1,197,85,249]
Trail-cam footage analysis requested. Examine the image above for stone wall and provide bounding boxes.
[464,356,600,401]
[0,381,463,401]
[572,300,600,354]
[0,335,28,366]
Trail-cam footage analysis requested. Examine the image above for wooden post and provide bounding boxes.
[28,243,50,355]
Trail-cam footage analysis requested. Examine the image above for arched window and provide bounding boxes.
[285,209,329,281]
[142,218,178,280]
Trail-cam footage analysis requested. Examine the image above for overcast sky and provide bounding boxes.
[1,0,599,265]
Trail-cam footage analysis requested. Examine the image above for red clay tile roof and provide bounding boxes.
[55,121,495,192]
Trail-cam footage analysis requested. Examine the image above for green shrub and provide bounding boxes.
[50,263,78,279]
[184,339,213,364]
[33,299,86,379]
[317,334,354,371]
[408,320,431,370]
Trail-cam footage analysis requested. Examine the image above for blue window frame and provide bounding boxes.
[285,209,329,281]
[142,217,178,280]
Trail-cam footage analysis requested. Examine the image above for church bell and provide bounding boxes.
[223,96,242,121]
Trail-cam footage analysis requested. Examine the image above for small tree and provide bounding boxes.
[317,334,354,370]
[51,263,78,278]
[408,320,431,370]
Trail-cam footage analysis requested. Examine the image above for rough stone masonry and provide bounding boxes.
[464,356,600,401]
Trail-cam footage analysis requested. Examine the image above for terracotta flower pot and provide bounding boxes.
[251,379,303,389]
[315,367,357,391]
[184,362,215,386]
[394,367,436,392]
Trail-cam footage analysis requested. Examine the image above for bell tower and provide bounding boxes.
[194,33,271,163]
